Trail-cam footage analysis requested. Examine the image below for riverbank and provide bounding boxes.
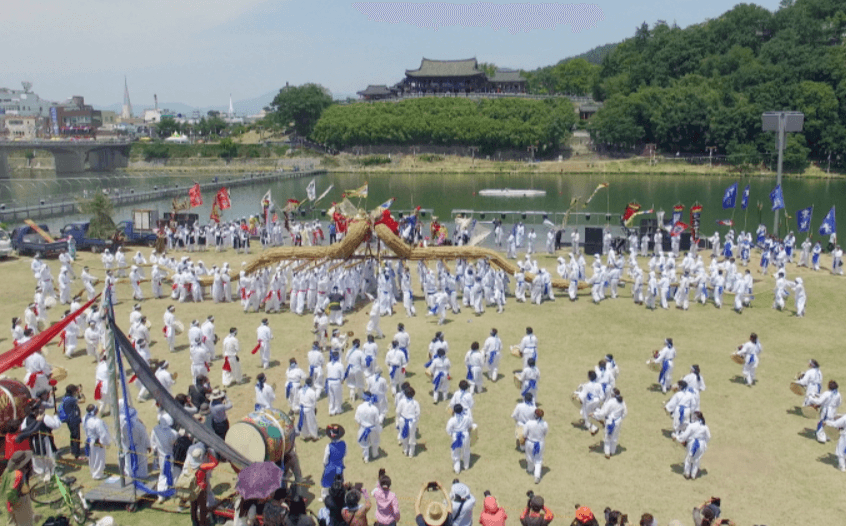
[324,152,842,178]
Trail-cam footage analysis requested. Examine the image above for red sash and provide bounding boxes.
[129,374,137,384]
[94,381,103,400]
[205,362,210,372]
[57,331,66,348]
[25,372,42,388]
[251,341,261,355]
[223,356,232,372]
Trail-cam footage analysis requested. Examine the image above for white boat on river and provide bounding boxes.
[478,188,546,197]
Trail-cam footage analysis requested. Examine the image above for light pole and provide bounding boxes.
[469,146,478,166]
[527,145,537,163]
[706,146,717,168]
[762,111,804,234]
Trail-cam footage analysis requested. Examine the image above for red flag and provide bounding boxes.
[670,221,689,237]
[210,201,220,223]
[215,188,231,210]
[622,202,641,223]
[189,183,203,207]
[0,294,100,374]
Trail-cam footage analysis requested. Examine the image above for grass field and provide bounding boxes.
[3,243,845,526]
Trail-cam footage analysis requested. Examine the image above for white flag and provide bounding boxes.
[306,179,316,201]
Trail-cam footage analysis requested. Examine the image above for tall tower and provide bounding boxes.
[121,76,133,119]
[228,93,234,118]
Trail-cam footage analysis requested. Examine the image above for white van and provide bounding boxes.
[0,229,12,257]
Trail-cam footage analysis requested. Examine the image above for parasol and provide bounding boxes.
[236,461,285,500]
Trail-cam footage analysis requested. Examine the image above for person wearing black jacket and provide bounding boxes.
[62,385,84,459]
[17,398,62,483]
[189,376,211,409]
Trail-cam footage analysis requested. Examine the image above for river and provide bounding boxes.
[2,171,843,244]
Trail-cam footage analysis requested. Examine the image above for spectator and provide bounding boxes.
[520,494,553,526]
[325,476,347,526]
[61,384,84,460]
[342,488,371,526]
[602,508,627,526]
[637,514,656,526]
[208,389,232,441]
[1,451,34,525]
[233,497,260,526]
[449,481,475,526]
[372,469,400,526]
[189,375,211,408]
[264,487,290,526]
[286,495,316,526]
[569,506,598,526]
[694,498,735,526]
[478,491,506,526]
[4,419,29,463]
[191,448,218,526]
[415,481,453,526]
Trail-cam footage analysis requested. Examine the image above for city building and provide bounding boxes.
[2,115,41,140]
[0,82,59,118]
[356,85,395,100]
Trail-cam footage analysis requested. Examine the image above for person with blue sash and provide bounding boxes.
[523,408,548,484]
[518,327,538,369]
[445,403,475,475]
[397,386,421,457]
[797,359,823,407]
[519,358,540,401]
[393,323,411,363]
[385,340,408,398]
[321,424,346,498]
[354,391,382,463]
[307,341,325,399]
[326,351,345,416]
[363,334,379,379]
[665,380,694,438]
[482,329,502,383]
[811,241,822,271]
[648,338,676,394]
[811,380,841,443]
[429,348,451,404]
[677,411,711,480]
[450,380,475,421]
[594,389,627,459]
[576,371,603,435]
[285,358,306,412]
[464,342,484,393]
[83,404,111,481]
[366,368,389,419]
[149,413,178,503]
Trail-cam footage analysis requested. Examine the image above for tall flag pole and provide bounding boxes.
[741,184,750,231]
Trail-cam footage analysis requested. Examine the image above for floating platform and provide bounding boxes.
[478,189,547,197]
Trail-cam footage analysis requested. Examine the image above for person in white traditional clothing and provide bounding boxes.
[429,348,451,404]
[133,251,147,278]
[256,318,273,369]
[648,338,676,394]
[393,323,411,364]
[464,342,484,393]
[201,316,216,361]
[254,372,276,411]
[345,339,366,403]
[150,264,165,299]
[133,338,152,401]
[119,403,149,479]
[446,403,475,474]
[366,301,385,339]
[523,408,548,484]
[396,386,420,457]
[58,267,71,305]
[518,327,538,370]
[355,392,383,463]
[482,328,502,382]
[326,351,345,416]
[150,413,179,503]
[811,380,842,443]
[154,361,175,397]
[677,411,711,480]
[384,341,407,399]
[129,265,143,301]
[594,388,627,458]
[665,380,695,438]
[307,342,325,398]
[511,393,535,452]
[221,328,243,387]
[189,335,211,383]
[84,405,112,480]
[297,378,319,441]
[789,277,807,317]
[734,332,762,386]
[92,353,110,415]
[682,365,706,412]
[797,359,823,407]
[285,358,307,412]
[362,335,379,379]
[576,371,603,435]
[366,368,389,419]
[23,350,51,397]
[61,310,79,358]
[163,305,177,353]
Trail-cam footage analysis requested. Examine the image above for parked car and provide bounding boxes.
[0,229,12,258]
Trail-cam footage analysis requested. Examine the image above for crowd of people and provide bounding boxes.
[5,213,838,526]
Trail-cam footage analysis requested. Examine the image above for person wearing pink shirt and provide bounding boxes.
[372,469,400,526]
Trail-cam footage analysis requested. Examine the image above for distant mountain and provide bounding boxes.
[93,90,280,117]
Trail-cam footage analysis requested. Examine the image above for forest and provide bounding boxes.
[310,97,577,155]
[587,0,846,171]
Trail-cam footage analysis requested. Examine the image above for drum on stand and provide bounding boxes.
[0,380,35,422]
[225,408,295,467]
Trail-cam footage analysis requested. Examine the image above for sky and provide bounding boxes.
[2,0,784,110]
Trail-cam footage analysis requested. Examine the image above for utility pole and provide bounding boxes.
[527,145,537,163]
[706,146,717,168]
[469,146,478,166]
[762,111,804,234]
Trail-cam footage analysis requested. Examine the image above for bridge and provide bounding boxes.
[0,140,132,179]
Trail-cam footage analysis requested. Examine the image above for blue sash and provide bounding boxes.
[389,365,399,380]
[747,354,755,365]
[488,351,498,366]
[451,431,465,450]
[358,426,372,445]
[424,358,434,369]
[466,365,473,380]
[678,406,686,426]
[690,438,700,457]
[400,347,409,361]
[813,253,820,264]
[532,439,541,456]
[365,355,373,368]
[607,419,616,436]
[255,403,262,412]
[343,365,351,381]
[401,417,411,439]
[433,372,444,390]
[286,382,293,399]
[521,378,537,397]
[659,360,670,384]
[298,407,305,431]
[309,365,316,378]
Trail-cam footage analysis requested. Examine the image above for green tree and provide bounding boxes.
[155,117,180,138]
[269,83,334,137]
[78,193,116,240]
[219,137,238,161]
[781,134,810,172]
[477,62,498,77]
[552,59,599,95]
[142,143,170,160]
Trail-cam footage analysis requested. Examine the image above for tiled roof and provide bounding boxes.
[405,58,485,78]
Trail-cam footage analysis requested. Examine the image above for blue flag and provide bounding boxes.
[819,206,837,236]
[741,185,750,210]
[769,185,784,211]
[722,182,738,209]
[797,206,813,233]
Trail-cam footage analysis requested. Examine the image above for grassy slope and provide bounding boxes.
[3,243,844,526]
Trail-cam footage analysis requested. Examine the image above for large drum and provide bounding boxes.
[731,354,745,365]
[0,379,34,424]
[225,408,295,464]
